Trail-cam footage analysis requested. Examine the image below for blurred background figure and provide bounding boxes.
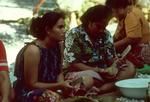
[0,40,11,102]
[33,0,45,16]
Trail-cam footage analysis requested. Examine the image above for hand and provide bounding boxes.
[94,67,112,74]
[85,86,100,96]
[114,58,127,69]
[94,66,118,79]
[33,6,40,15]
[60,80,75,97]
[94,67,106,73]
[105,66,118,76]
[95,63,118,77]
[60,80,73,89]
[1,98,9,102]
[42,90,60,102]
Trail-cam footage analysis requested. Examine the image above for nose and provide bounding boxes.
[99,28,105,33]
[63,28,65,34]
[62,28,66,35]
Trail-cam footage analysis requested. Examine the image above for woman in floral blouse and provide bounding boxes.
[64,4,136,96]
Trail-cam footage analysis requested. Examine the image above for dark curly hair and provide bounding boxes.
[105,0,132,9]
[30,10,65,40]
[80,4,112,28]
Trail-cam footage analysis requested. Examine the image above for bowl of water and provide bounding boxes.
[115,78,150,99]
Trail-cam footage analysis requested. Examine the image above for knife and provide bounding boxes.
[120,45,132,59]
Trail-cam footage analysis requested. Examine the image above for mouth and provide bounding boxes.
[60,36,65,41]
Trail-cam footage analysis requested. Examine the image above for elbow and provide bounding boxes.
[25,80,38,90]
[68,63,81,71]
[0,71,10,82]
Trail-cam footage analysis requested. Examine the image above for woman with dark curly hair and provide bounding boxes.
[13,10,72,102]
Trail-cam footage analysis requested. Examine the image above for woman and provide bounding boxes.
[13,10,72,102]
[64,4,136,96]
[105,0,150,67]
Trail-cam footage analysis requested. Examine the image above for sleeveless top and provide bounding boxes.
[13,42,61,99]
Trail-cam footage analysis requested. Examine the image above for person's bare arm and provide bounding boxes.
[33,0,46,15]
[114,37,141,51]
[70,62,120,77]
[0,71,10,102]
[24,45,71,90]
[69,63,100,72]
[57,72,65,83]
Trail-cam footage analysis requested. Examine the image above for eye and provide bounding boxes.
[95,23,104,28]
[58,25,64,29]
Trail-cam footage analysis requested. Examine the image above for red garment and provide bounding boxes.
[126,45,144,68]
[0,40,8,71]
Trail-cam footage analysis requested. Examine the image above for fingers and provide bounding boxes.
[99,68,107,73]
[64,80,74,88]
[85,86,100,96]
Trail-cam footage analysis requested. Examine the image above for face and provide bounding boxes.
[112,8,128,20]
[88,19,109,38]
[48,18,65,42]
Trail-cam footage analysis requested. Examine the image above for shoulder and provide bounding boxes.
[24,44,40,56]
[0,40,5,49]
[66,25,84,37]
[0,40,8,71]
[0,40,2,44]
[126,6,141,22]
[0,40,6,58]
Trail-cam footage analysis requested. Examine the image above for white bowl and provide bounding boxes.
[115,78,150,99]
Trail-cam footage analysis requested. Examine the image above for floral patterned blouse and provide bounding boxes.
[64,25,116,68]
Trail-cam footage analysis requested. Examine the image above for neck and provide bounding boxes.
[36,38,57,48]
[84,27,96,40]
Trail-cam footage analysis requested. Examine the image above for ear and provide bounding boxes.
[126,6,132,13]
[45,26,50,34]
[88,22,94,29]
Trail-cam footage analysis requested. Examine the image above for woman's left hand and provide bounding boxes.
[115,58,128,69]
[60,80,73,89]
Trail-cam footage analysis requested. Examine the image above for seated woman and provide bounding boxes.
[13,10,73,102]
[105,0,150,67]
[64,4,136,96]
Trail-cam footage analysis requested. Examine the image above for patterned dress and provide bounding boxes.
[64,25,116,69]
[13,42,61,102]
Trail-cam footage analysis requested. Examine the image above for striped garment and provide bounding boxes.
[0,40,8,71]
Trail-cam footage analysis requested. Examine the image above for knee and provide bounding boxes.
[117,61,136,80]
[126,60,136,77]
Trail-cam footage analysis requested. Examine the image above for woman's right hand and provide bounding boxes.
[105,66,118,76]
[59,80,74,97]
[1,98,9,102]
